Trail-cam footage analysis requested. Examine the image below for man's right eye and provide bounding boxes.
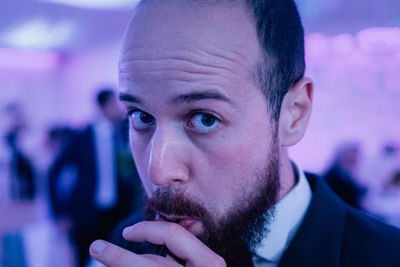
[129,110,155,130]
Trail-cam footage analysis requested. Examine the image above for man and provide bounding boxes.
[89,0,400,266]
[49,89,142,266]
[323,142,366,208]
[3,103,36,201]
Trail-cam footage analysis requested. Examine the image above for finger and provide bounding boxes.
[90,240,150,267]
[122,221,226,267]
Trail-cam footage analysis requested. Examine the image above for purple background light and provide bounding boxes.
[0,1,399,266]
[0,48,60,70]
[290,28,400,175]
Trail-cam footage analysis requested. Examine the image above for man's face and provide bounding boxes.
[119,0,281,260]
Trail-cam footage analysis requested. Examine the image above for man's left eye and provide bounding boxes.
[189,113,221,133]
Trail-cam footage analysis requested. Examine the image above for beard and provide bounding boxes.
[144,143,281,267]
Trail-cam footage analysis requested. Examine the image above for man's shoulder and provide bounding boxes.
[297,173,400,266]
[61,126,93,147]
[341,206,400,266]
[345,206,400,242]
[280,173,400,266]
[307,173,400,243]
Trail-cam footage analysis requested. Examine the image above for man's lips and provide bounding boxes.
[156,213,197,231]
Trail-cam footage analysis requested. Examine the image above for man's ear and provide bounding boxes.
[278,77,313,147]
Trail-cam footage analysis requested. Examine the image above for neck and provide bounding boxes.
[277,148,296,201]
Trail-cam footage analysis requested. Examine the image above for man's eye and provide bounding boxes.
[129,110,155,130]
[190,113,221,133]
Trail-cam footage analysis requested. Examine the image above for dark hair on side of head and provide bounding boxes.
[96,88,115,107]
[246,0,305,123]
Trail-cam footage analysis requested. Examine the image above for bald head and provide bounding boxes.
[120,0,305,121]
[120,0,261,75]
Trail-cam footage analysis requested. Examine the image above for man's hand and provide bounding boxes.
[89,221,226,267]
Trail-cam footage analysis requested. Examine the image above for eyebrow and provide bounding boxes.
[173,91,232,104]
[119,90,232,105]
[119,93,142,104]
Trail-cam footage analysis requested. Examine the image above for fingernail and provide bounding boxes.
[91,240,107,253]
[123,226,133,236]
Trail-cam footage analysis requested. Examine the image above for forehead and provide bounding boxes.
[120,0,261,71]
[118,0,265,111]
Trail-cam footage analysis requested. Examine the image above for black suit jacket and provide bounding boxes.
[278,174,400,267]
[112,174,400,266]
[48,125,142,231]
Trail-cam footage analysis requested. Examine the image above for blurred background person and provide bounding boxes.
[360,142,400,193]
[44,126,76,161]
[0,103,36,267]
[3,103,36,202]
[362,143,400,228]
[48,88,143,267]
[323,141,367,208]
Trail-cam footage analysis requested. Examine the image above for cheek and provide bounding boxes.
[207,121,273,174]
[129,132,153,196]
[196,133,272,212]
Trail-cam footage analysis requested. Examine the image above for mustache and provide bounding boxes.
[145,190,209,220]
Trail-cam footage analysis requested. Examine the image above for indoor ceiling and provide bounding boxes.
[0,0,399,52]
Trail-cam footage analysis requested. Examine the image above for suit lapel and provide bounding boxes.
[278,174,346,267]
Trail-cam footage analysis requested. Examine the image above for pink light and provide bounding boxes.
[357,27,400,53]
[36,0,140,10]
[332,34,355,55]
[306,33,330,58]
[0,48,60,70]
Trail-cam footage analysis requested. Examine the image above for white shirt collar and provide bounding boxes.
[94,116,113,135]
[254,164,312,263]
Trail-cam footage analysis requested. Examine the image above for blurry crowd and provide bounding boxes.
[0,89,144,267]
[1,88,400,267]
[322,141,400,227]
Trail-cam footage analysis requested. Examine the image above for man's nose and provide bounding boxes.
[147,127,190,187]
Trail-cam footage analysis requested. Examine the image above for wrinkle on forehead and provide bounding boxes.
[121,41,248,70]
[139,0,242,7]
[119,44,253,82]
[119,0,262,92]
[121,0,260,58]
